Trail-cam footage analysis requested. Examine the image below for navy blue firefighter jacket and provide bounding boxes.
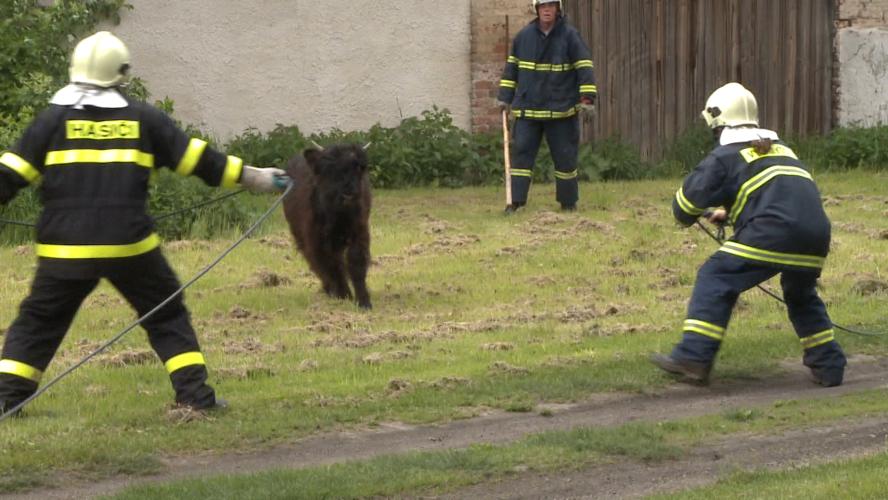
[497,15,597,120]
[0,97,244,277]
[672,129,831,271]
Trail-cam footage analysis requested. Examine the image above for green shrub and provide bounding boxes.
[225,124,308,170]
[0,0,129,118]
[226,108,507,190]
[787,125,888,171]
[653,122,712,177]
[584,137,652,181]
[356,108,499,188]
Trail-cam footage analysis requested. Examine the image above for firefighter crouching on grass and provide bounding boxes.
[651,82,847,387]
[497,0,597,213]
[0,31,287,415]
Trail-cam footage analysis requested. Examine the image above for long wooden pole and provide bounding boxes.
[502,109,512,207]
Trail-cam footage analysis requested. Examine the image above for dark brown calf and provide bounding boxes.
[282,144,372,309]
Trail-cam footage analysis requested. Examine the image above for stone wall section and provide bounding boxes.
[469,0,534,133]
[836,0,888,125]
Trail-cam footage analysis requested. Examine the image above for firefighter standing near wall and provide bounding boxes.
[497,0,597,213]
[0,32,287,415]
[651,82,847,387]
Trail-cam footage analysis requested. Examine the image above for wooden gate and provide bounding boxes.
[562,0,835,159]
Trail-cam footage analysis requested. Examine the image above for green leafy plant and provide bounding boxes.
[0,0,130,119]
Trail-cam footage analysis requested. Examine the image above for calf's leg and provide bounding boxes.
[347,235,372,309]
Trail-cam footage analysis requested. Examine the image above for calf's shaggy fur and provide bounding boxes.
[282,144,372,309]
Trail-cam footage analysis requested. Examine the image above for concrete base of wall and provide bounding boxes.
[837,27,888,126]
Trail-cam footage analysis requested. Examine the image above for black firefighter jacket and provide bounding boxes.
[497,15,597,120]
[672,133,831,271]
[0,98,244,277]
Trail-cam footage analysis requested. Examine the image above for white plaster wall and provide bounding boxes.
[837,27,888,126]
[110,0,471,140]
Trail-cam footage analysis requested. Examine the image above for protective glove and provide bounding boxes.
[579,95,596,116]
[704,208,727,225]
[240,166,289,193]
[498,100,512,116]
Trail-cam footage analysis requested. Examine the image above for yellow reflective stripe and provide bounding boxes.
[164,352,206,374]
[175,138,208,176]
[729,166,813,223]
[579,84,598,93]
[0,359,43,383]
[739,144,798,164]
[499,79,517,89]
[513,105,581,119]
[36,233,160,259]
[511,58,590,72]
[0,151,41,183]
[45,149,155,169]
[800,329,835,349]
[719,241,825,269]
[554,169,578,180]
[675,187,704,216]
[683,319,726,341]
[221,156,244,188]
[510,168,533,177]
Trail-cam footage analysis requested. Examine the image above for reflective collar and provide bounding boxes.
[720,127,779,146]
[50,84,128,109]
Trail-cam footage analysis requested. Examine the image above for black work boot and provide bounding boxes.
[650,354,712,385]
[809,368,843,387]
[177,395,228,412]
[560,203,577,212]
[171,365,221,411]
[0,399,25,418]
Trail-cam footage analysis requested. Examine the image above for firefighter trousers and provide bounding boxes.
[0,250,216,409]
[670,252,846,382]
[510,116,580,206]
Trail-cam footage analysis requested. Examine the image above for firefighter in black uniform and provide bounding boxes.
[0,32,287,414]
[651,82,847,387]
[497,0,596,213]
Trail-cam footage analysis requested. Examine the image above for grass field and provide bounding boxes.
[1,172,888,496]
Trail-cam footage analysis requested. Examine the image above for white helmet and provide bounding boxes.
[701,82,758,129]
[533,0,563,10]
[69,31,131,88]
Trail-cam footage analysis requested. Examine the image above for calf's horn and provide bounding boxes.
[310,140,325,151]
[362,142,373,151]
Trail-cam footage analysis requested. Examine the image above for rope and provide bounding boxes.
[0,182,292,422]
[154,189,246,221]
[694,219,884,338]
[0,218,35,228]
[0,189,248,230]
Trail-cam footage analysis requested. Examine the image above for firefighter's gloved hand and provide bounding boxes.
[240,166,289,193]
[704,208,727,225]
[498,100,512,116]
[579,96,596,116]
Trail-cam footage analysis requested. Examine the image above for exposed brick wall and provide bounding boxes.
[470,0,534,133]
[838,0,888,28]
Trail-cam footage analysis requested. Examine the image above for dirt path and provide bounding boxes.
[8,357,888,500]
[442,417,888,499]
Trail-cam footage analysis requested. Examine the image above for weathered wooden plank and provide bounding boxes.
[567,0,831,158]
